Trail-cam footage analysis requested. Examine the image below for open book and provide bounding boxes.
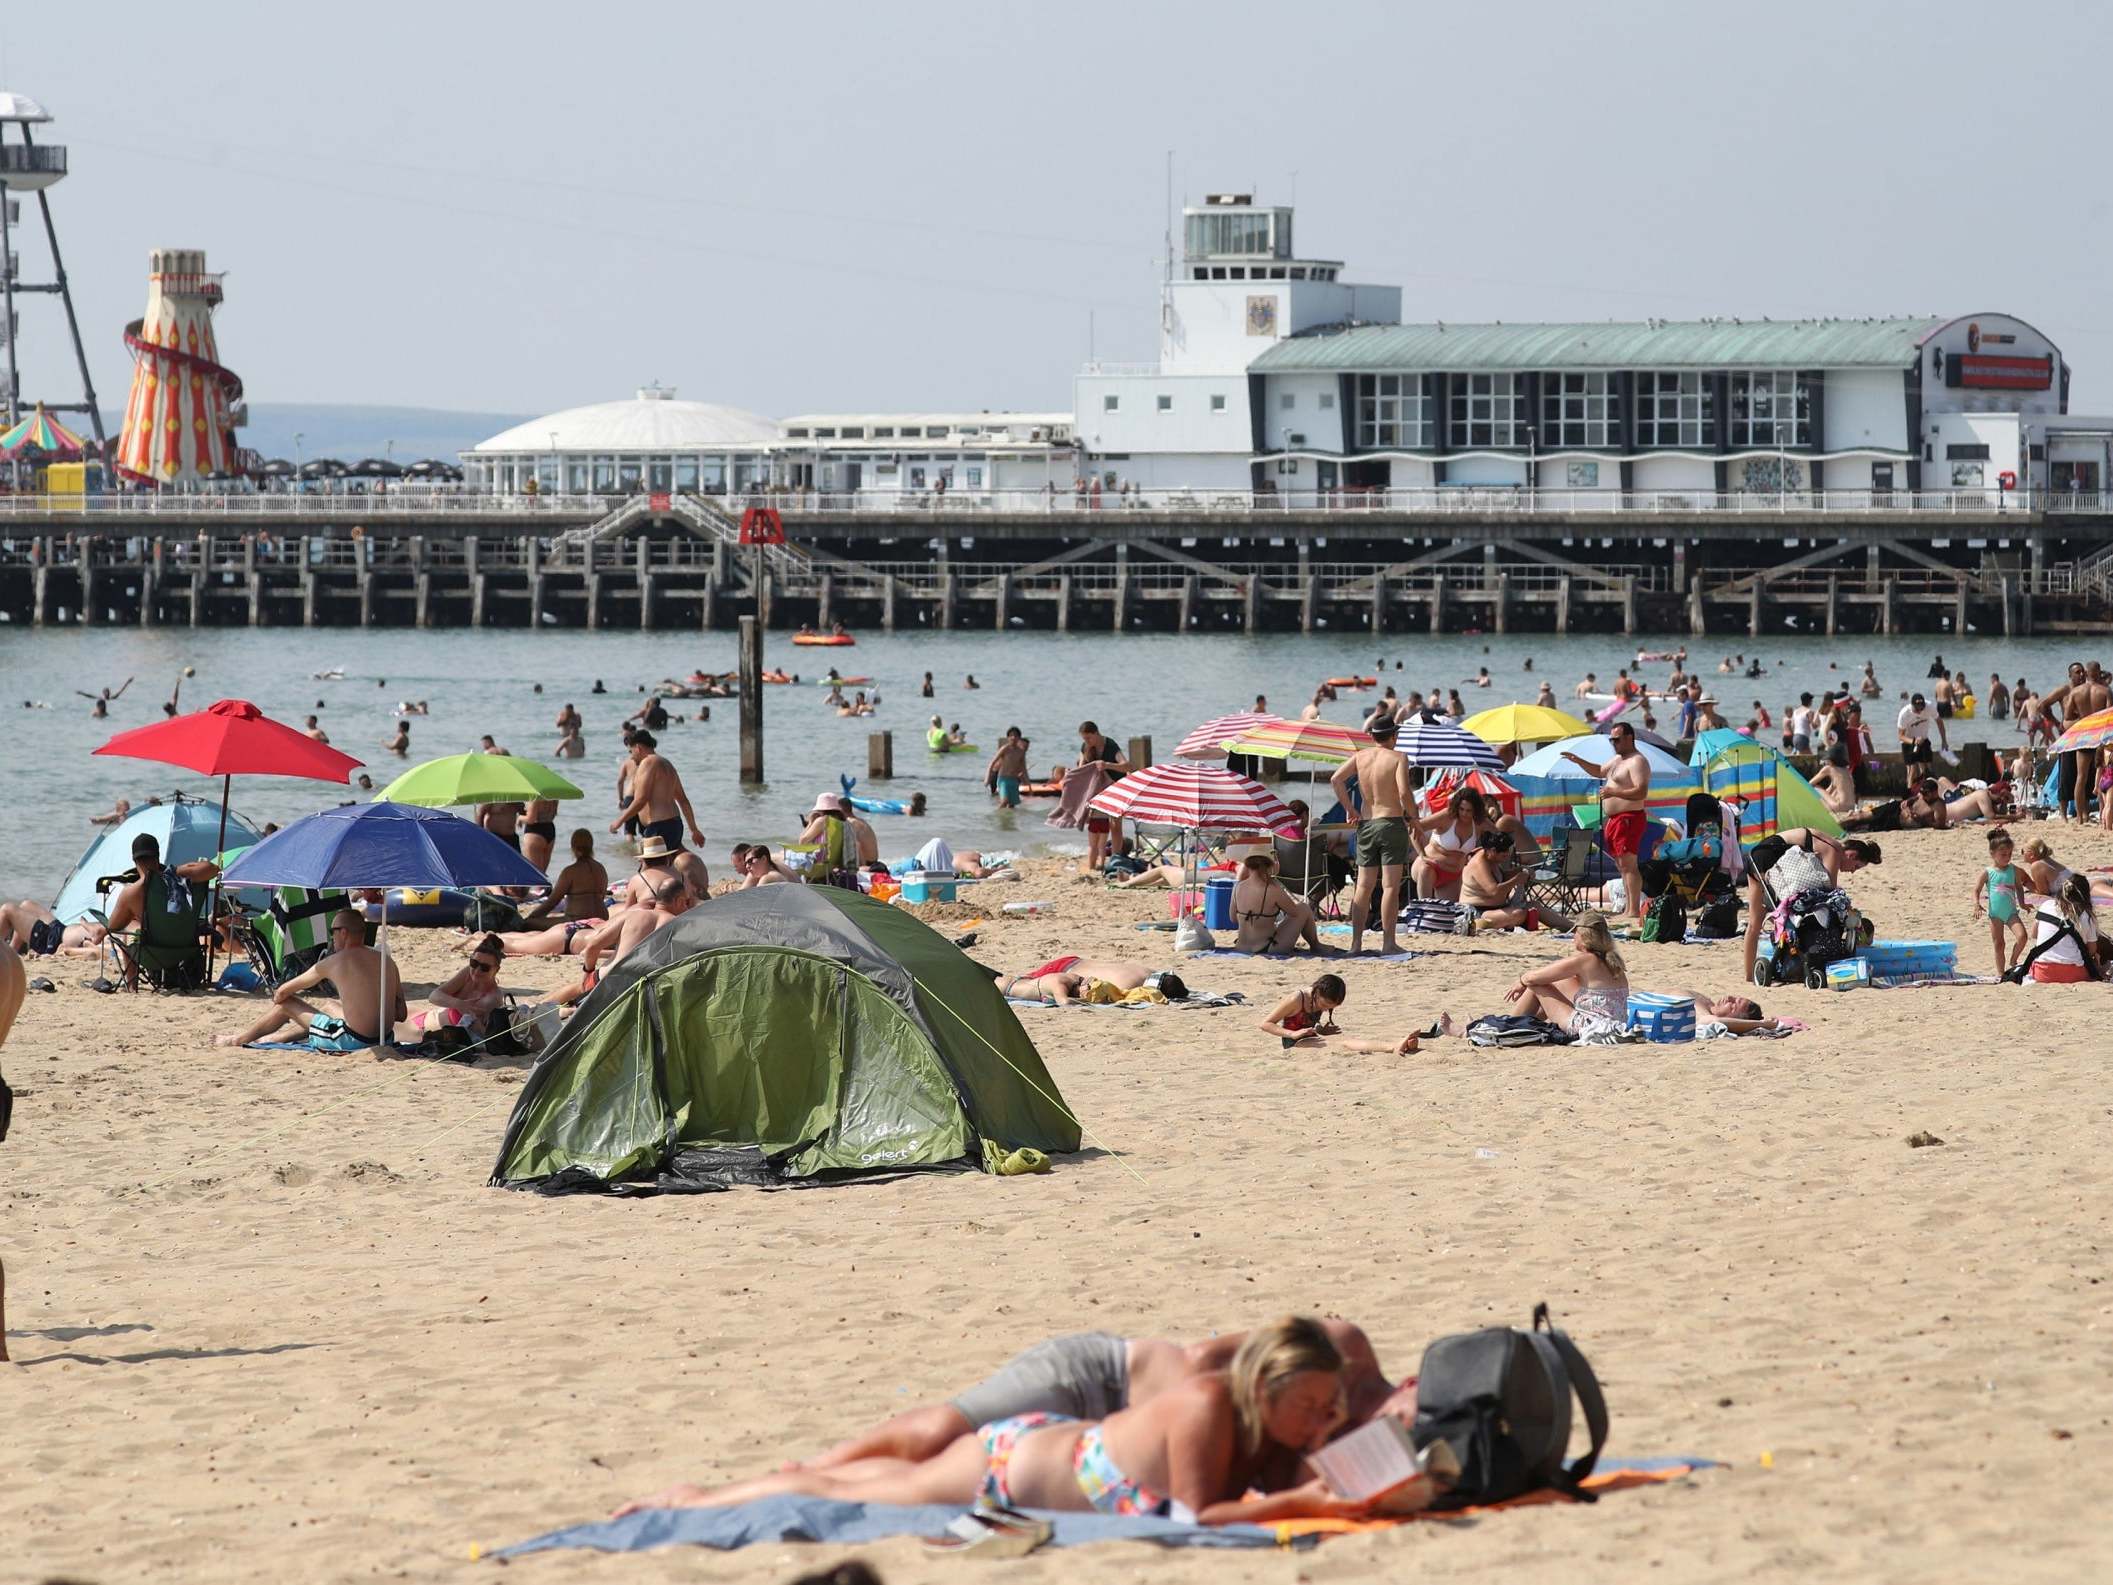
[1309,1418,1461,1512]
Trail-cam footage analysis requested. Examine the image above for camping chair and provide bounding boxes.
[88,866,211,991]
[1274,830,1347,919]
[1527,825,1595,918]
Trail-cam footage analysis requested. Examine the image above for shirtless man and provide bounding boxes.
[555,721,584,760]
[303,714,330,744]
[778,1319,1411,1475]
[1562,720,1650,925]
[610,731,704,851]
[382,720,410,757]
[519,798,559,873]
[477,799,524,852]
[0,900,106,958]
[214,910,405,1050]
[0,939,23,1359]
[1002,957,1181,1005]
[2039,661,2111,822]
[581,877,693,979]
[987,730,1030,809]
[1330,718,1414,955]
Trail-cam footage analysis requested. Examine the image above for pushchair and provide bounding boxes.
[1641,792,1738,917]
[1748,834,1870,989]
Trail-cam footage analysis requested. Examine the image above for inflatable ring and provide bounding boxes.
[1324,675,1378,689]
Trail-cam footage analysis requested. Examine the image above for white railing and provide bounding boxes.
[0,491,608,517]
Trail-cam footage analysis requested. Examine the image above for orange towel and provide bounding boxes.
[1271,1464,1701,1539]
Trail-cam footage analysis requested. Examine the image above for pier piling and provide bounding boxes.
[738,615,764,785]
[868,732,893,781]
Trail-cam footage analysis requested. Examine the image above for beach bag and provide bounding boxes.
[1412,1303,1609,1508]
[1464,1013,1571,1047]
[1692,897,1740,939]
[1640,892,1686,944]
[1173,917,1214,953]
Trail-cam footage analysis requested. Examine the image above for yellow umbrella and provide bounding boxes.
[1458,703,1595,746]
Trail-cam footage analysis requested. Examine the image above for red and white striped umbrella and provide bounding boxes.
[1088,761,1299,834]
[1174,711,1283,759]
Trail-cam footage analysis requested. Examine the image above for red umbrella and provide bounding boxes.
[1174,711,1284,759]
[94,698,366,974]
[1088,761,1298,835]
[1423,767,1522,820]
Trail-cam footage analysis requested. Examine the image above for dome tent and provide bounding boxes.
[491,886,1079,1192]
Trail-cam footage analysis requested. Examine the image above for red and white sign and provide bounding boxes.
[1951,353,2052,392]
[739,504,786,545]
[648,491,671,513]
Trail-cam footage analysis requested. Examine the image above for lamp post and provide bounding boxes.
[548,430,558,499]
[1523,421,1537,511]
[293,430,304,500]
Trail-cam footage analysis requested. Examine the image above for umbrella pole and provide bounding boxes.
[207,772,230,983]
[378,894,391,1051]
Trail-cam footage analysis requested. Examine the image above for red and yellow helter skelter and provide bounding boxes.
[115,248,245,485]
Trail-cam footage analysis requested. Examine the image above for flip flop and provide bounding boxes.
[27,976,57,993]
[922,1506,1052,1557]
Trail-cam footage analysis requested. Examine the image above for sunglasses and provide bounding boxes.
[469,959,499,974]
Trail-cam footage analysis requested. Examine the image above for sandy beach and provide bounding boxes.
[7,827,2113,1583]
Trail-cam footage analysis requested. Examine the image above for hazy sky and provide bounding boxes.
[4,0,2110,429]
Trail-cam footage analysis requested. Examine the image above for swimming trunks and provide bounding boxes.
[639,815,684,850]
[522,820,557,841]
[1021,954,1082,981]
[951,1331,1130,1427]
[996,776,1021,807]
[1355,815,1411,868]
[303,1013,376,1052]
[1603,810,1647,857]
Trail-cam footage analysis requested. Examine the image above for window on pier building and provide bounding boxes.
[1448,372,1522,448]
[1157,394,1173,412]
[1634,372,1715,448]
[1210,394,1227,412]
[1356,373,1434,449]
[1728,371,1811,448]
[1103,395,1120,412]
[1540,371,1620,447]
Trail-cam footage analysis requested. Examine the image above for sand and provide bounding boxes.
[7,827,2113,1583]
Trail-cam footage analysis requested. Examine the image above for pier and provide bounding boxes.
[3,487,2111,635]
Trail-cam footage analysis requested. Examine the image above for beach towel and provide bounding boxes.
[1697,1019,1794,1039]
[1045,764,1111,830]
[498,1460,1716,1558]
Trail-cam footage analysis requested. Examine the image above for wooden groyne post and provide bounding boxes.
[738,614,764,784]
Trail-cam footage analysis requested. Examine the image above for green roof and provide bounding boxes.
[1250,317,1945,374]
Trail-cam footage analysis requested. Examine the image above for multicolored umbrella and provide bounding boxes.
[1222,719,1377,765]
[1174,712,1283,759]
[1088,762,1298,835]
[2051,706,2113,755]
[1458,703,1594,746]
[1395,721,1505,771]
[0,403,87,456]
[1423,768,1522,820]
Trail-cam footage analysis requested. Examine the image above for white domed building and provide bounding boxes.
[463,384,782,495]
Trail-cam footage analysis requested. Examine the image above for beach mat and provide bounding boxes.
[498,1459,1716,1558]
[495,1496,1299,1558]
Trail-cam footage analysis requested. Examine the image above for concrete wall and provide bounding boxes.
[1074,373,1251,458]
[1078,451,1253,490]
[1260,373,1345,452]
[1161,279,1403,374]
[1631,455,1716,494]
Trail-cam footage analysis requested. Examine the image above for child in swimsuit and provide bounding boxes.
[1975,828,2028,974]
[1257,974,1421,1054]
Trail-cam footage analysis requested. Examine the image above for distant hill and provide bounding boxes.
[98,403,531,465]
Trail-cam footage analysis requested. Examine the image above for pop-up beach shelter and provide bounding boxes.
[1689,732,1844,844]
[492,885,1080,1192]
[52,795,263,922]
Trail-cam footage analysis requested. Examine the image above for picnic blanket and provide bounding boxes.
[497,1459,1716,1558]
[1191,946,1424,964]
[1007,990,1246,1011]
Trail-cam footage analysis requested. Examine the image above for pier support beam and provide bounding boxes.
[993,573,1010,631]
[142,541,162,627]
[700,575,718,631]
[465,537,483,627]
[1879,577,1896,636]
[1825,575,1838,636]
[191,572,207,628]
[303,572,319,628]
[1111,553,1130,631]
[1492,573,1509,636]
[79,547,96,625]
[1179,574,1198,632]
[1748,581,1763,639]
[1621,574,1636,636]
[1555,575,1572,636]
[1672,543,1688,595]
[1429,573,1445,635]
[937,572,955,630]
[738,614,764,785]
[881,576,896,632]
[585,573,601,630]
[530,575,546,629]
[31,566,47,627]
[1370,575,1385,636]
[1244,575,1261,635]
[1688,579,1707,637]
[817,571,834,631]
[1056,573,1072,633]
[1953,583,1968,637]
[1300,576,1317,634]
[2001,574,2015,638]
[636,540,653,630]
[249,572,265,627]
[357,538,374,627]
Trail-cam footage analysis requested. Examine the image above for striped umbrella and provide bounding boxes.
[1395,721,1505,771]
[1424,768,1523,819]
[1222,718,1377,765]
[0,403,87,456]
[1088,761,1299,834]
[1174,711,1283,759]
[2051,706,2113,755]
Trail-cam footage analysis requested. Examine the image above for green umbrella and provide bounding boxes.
[376,753,584,808]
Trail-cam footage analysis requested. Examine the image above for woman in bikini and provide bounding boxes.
[1410,788,1484,901]
[515,829,610,930]
[616,1316,1404,1526]
[1504,913,1631,1037]
[1256,974,1422,1054]
[1230,853,1323,955]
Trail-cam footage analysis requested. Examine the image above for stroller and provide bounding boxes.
[1748,832,1870,989]
[1641,793,1738,924]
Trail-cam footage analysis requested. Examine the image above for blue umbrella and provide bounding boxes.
[224,802,546,1043]
[1510,734,1692,782]
[1394,721,1505,771]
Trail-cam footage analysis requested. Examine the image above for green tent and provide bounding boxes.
[491,885,1081,1191]
[1696,739,1845,843]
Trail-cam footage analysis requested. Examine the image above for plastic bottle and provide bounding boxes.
[1002,901,1051,915]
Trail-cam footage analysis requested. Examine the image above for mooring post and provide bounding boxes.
[1056,573,1071,633]
[1555,574,1571,636]
[738,613,764,784]
[1179,574,1197,632]
[1429,572,1445,634]
[1369,574,1384,636]
[142,538,162,627]
[993,572,1010,631]
[1825,574,1839,637]
[868,731,894,780]
[2000,573,2015,638]
[1127,735,1153,771]
[1620,574,1636,636]
[1748,581,1763,639]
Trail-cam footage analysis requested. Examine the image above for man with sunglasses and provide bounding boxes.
[213,910,404,1052]
[1561,721,1652,927]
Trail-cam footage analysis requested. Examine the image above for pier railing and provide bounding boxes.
[0,491,606,518]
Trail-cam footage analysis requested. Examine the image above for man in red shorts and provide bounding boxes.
[1562,720,1652,925]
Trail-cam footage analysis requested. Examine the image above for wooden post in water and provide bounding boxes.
[143,538,162,627]
[738,614,764,784]
[868,731,894,780]
[1621,574,1636,636]
[79,536,97,625]
[356,534,374,628]
[1127,735,1153,772]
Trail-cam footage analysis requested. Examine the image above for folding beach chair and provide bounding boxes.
[88,866,211,991]
[1528,825,1596,918]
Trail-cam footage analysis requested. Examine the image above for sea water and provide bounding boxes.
[0,624,2064,900]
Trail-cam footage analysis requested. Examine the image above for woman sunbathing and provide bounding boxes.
[615,1316,1404,1526]
[1504,913,1629,1038]
[1257,974,1421,1053]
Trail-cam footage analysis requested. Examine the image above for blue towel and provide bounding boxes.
[497,1496,1298,1557]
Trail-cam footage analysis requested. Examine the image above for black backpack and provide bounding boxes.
[1639,891,1685,944]
[1411,1303,1608,1507]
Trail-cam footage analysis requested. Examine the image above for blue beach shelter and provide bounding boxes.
[52,794,263,923]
